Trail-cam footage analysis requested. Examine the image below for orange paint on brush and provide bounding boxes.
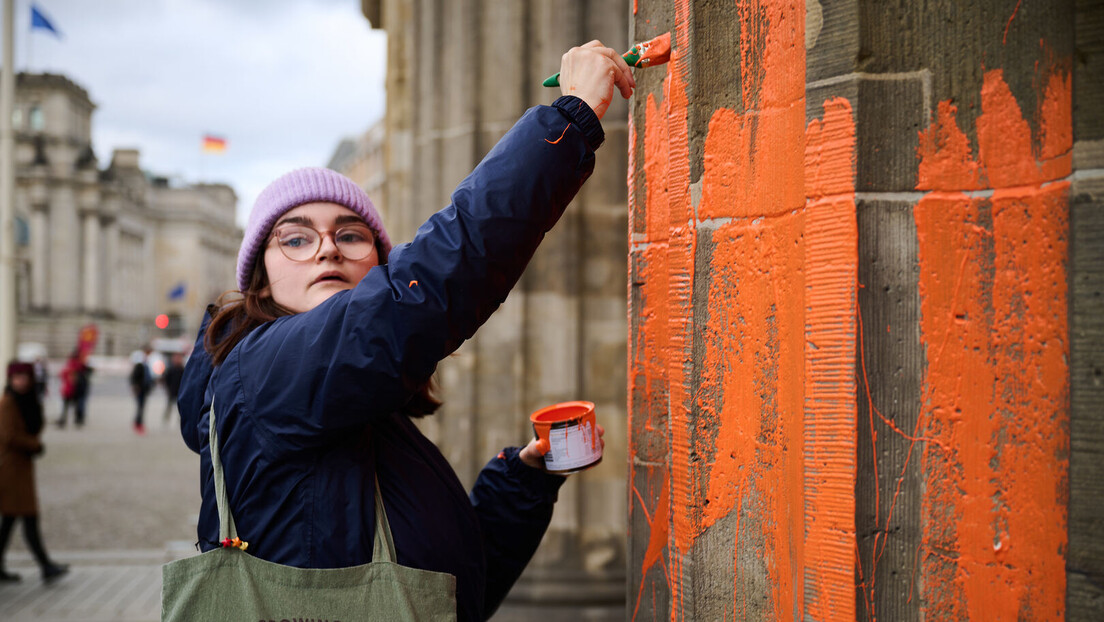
[802,97,857,622]
[915,66,1069,620]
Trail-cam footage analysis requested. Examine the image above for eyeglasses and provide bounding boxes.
[270,223,377,262]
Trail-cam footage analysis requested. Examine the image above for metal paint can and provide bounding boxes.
[529,400,602,474]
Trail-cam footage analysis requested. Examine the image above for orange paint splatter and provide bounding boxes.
[915,66,1069,620]
[544,124,570,144]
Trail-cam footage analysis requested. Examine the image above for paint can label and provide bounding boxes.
[529,400,603,474]
[543,419,599,471]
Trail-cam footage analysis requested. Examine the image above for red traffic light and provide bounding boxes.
[155,314,170,330]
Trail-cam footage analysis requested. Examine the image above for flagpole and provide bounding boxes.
[0,0,18,364]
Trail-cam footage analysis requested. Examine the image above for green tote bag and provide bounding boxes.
[161,402,457,621]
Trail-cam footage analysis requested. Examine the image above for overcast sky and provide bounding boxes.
[17,0,387,226]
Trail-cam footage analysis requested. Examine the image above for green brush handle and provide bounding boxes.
[542,44,644,87]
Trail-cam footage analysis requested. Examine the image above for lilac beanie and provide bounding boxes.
[236,167,391,291]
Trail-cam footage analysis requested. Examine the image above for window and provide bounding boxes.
[29,105,44,131]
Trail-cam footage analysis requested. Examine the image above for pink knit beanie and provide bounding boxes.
[236,167,391,291]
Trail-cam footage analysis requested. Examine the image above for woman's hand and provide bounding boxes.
[558,40,635,120]
[519,424,606,469]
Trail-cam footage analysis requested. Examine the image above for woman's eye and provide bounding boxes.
[280,233,312,247]
[337,229,371,244]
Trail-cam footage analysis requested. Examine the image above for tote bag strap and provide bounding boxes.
[371,459,398,563]
[208,399,238,542]
[209,399,398,563]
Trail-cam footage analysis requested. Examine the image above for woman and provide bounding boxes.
[0,361,68,582]
[178,42,631,620]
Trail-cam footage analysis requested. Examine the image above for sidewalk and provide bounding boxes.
[1,364,199,621]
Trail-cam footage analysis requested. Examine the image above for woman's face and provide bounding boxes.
[262,202,380,313]
[9,372,32,393]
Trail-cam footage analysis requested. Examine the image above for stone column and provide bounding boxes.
[29,203,49,309]
[367,1,629,619]
[80,208,101,312]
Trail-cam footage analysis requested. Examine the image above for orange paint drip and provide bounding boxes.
[915,66,1069,620]
[802,97,857,622]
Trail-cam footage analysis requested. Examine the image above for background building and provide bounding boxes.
[9,72,240,357]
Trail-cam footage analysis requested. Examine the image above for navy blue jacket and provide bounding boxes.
[178,96,603,622]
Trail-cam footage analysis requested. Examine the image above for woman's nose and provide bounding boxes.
[316,232,342,260]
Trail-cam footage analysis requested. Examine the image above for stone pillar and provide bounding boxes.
[48,184,80,312]
[80,208,100,312]
[1069,0,1104,618]
[368,1,629,619]
[102,216,118,315]
[629,0,1076,620]
[29,203,48,309]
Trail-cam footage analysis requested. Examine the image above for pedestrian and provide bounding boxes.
[173,42,629,621]
[129,346,154,435]
[55,350,92,428]
[161,352,185,423]
[0,361,69,582]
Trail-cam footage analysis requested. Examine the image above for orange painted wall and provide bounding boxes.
[914,67,1070,620]
[629,1,858,619]
[629,3,1069,621]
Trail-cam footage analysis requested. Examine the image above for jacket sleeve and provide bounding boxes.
[237,97,604,448]
[178,307,216,454]
[470,447,566,617]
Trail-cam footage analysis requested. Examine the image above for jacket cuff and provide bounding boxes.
[552,95,605,151]
[499,446,567,496]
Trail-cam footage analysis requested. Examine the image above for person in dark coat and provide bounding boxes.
[55,350,92,428]
[161,352,185,423]
[129,346,154,435]
[0,362,68,582]
[178,42,627,621]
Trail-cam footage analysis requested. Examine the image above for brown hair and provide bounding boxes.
[204,252,440,417]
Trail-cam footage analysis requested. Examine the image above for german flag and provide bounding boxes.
[202,134,227,154]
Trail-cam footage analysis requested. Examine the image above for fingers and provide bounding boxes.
[559,41,635,118]
[583,40,637,93]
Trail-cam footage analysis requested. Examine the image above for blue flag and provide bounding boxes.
[168,282,187,301]
[31,5,61,38]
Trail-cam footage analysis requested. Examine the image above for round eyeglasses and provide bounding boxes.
[270,223,377,262]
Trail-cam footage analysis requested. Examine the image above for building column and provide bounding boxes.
[29,203,48,309]
[80,208,100,311]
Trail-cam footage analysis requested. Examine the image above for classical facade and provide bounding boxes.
[362,2,630,619]
[9,73,240,357]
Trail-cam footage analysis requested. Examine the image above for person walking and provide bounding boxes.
[130,346,154,435]
[0,362,69,582]
[161,352,185,423]
[173,42,628,621]
[55,350,92,429]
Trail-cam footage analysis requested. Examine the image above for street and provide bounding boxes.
[1,359,199,621]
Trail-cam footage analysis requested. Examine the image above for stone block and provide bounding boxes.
[855,198,923,622]
[1069,174,1104,621]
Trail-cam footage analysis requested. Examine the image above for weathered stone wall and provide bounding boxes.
[630,0,1088,620]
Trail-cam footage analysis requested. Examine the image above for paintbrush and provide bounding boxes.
[542,32,671,87]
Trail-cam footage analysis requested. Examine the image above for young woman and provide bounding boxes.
[177,42,632,620]
[0,362,68,582]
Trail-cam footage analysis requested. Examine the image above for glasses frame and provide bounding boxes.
[268,222,378,262]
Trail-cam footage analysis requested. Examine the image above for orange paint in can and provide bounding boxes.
[530,401,603,474]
